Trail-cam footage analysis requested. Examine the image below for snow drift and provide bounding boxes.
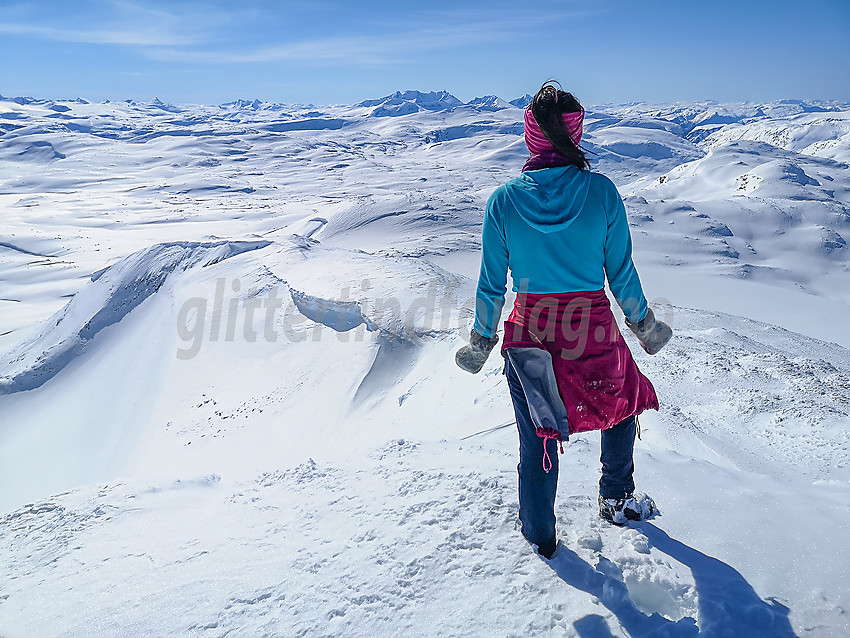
[1,92,849,637]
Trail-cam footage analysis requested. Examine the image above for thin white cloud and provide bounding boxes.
[143,9,598,66]
[0,2,600,68]
[145,26,498,65]
[0,22,199,47]
[0,0,231,47]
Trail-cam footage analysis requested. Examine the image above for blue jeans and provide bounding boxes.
[504,356,637,555]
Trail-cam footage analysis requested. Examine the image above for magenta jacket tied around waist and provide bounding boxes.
[502,289,659,434]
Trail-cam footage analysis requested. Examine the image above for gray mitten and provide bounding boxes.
[455,330,500,374]
[625,307,672,355]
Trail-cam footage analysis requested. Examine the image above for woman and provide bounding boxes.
[456,83,672,559]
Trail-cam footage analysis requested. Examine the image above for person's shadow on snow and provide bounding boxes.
[544,522,797,637]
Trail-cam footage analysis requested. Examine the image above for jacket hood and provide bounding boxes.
[506,166,591,234]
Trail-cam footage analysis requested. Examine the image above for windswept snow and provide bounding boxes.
[0,240,270,394]
[2,439,824,637]
[1,92,849,637]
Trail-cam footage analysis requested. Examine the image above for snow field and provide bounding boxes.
[1,91,849,636]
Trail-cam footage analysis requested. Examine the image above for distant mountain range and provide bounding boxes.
[354,90,531,115]
[2,90,846,119]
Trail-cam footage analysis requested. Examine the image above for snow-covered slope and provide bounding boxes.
[0,92,848,637]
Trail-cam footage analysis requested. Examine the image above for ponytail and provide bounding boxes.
[531,82,590,171]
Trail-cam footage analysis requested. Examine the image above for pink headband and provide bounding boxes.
[524,106,584,156]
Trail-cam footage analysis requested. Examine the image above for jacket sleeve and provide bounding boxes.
[603,184,648,324]
[473,193,509,338]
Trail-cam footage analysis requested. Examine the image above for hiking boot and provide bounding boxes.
[598,493,657,526]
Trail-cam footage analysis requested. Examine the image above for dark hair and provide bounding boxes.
[531,81,590,170]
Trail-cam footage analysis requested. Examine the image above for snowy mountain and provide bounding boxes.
[510,93,534,109]
[464,95,514,111]
[356,90,464,116]
[0,91,848,637]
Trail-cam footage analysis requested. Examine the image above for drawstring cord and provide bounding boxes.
[542,435,553,473]
[541,436,566,473]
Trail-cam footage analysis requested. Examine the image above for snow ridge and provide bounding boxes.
[0,240,270,395]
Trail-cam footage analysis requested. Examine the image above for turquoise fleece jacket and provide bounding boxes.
[473,165,648,338]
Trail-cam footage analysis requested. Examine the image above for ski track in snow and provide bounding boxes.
[1,92,849,637]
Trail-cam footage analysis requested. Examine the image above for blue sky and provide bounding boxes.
[2,0,849,105]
